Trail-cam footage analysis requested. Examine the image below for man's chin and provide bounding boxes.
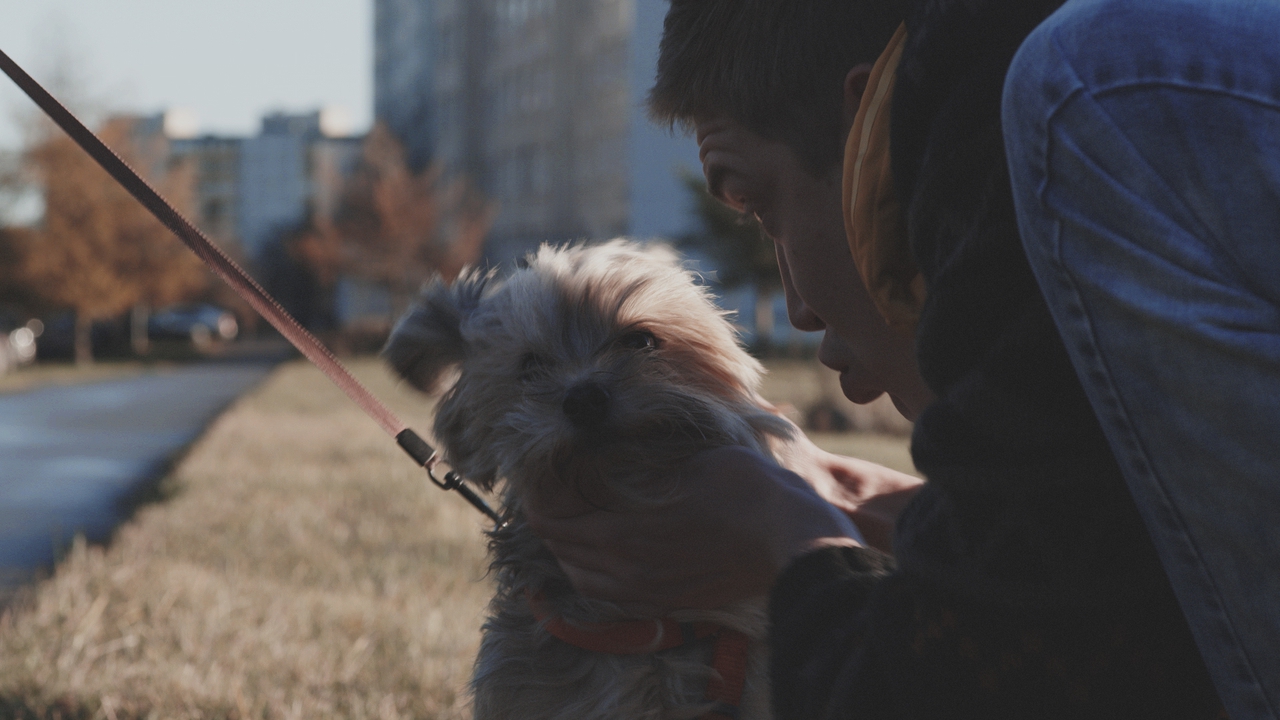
[889,394,919,422]
[839,373,885,405]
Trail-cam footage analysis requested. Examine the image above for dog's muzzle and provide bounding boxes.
[562,382,611,428]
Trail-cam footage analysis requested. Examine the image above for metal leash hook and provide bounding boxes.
[396,429,507,528]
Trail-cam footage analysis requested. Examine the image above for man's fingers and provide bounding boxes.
[553,553,674,609]
[541,536,626,574]
[523,444,869,608]
[556,563,634,605]
[527,504,641,545]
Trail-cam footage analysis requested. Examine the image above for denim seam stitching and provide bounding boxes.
[1089,79,1280,114]
[1041,208,1270,712]
[1082,82,1280,306]
[1056,63,1280,305]
[1049,35,1280,304]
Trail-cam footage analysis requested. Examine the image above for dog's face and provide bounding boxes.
[384,241,788,504]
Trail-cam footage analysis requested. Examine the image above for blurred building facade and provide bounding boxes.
[374,0,703,265]
[177,136,241,248]
[167,109,363,261]
[97,110,368,330]
[374,0,437,172]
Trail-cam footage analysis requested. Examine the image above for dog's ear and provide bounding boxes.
[382,270,490,392]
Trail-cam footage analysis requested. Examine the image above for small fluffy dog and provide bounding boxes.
[384,241,793,720]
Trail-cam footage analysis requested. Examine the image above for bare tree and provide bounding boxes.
[0,227,36,311]
[336,123,492,317]
[675,170,779,341]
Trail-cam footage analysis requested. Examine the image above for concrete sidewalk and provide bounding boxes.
[0,362,276,587]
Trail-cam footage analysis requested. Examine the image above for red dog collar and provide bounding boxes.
[527,591,751,719]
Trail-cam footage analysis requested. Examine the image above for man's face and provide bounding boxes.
[696,117,929,419]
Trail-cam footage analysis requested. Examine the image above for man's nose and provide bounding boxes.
[786,296,825,333]
[776,248,825,333]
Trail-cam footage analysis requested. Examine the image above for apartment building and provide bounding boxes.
[374,0,437,172]
[168,109,362,261]
[375,0,703,265]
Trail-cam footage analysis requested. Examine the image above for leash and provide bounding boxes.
[0,48,504,528]
[527,591,750,719]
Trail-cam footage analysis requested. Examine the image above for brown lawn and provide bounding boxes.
[0,358,912,719]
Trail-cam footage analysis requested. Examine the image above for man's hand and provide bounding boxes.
[769,431,923,553]
[524,445,861,612]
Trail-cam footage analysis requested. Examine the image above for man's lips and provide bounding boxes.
[818,343,886,404]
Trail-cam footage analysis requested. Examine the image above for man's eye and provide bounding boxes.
[616,330,658,351]
[730,196,766,226]
[727,193,755,216]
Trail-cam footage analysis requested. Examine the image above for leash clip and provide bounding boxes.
[428,466,508,529]
[397,428,507,528]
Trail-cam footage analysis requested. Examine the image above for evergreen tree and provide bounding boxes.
[675,170,779,340]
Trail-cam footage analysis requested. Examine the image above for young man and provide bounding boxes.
[528,0,1278,716]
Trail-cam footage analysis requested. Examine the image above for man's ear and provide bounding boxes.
[382,269,491,393]
[842,64,875,129]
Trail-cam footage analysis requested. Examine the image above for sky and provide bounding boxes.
[0,0,373,151]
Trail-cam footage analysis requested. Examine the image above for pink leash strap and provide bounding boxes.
[0,48,503,527]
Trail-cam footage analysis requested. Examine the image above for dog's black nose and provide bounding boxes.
[562,382,610,428]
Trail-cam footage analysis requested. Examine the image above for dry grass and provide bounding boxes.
[0,358,911,719]
[0,360,493,719]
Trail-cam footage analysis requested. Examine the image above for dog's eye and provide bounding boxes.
[519,353,549,380]
[616,330,658,351]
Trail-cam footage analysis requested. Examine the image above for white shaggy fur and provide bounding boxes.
[384,241,791,720]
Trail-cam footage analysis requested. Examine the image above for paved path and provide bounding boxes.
[0,362,275,586]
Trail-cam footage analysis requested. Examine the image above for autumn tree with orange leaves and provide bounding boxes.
[16,117,207,363]
[334,122,493,316]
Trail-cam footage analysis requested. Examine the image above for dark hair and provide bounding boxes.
[649,0,902,174]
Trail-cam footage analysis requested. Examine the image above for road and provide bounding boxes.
[0,362,276,587]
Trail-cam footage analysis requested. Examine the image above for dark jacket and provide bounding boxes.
[768,1,1223,717]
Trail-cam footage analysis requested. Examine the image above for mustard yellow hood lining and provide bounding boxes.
[843,23,926,331]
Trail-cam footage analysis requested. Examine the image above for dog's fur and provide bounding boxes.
[384,241,792,720]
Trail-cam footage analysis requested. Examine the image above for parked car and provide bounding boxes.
[148,304,238,349]
[0,316,41,374]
